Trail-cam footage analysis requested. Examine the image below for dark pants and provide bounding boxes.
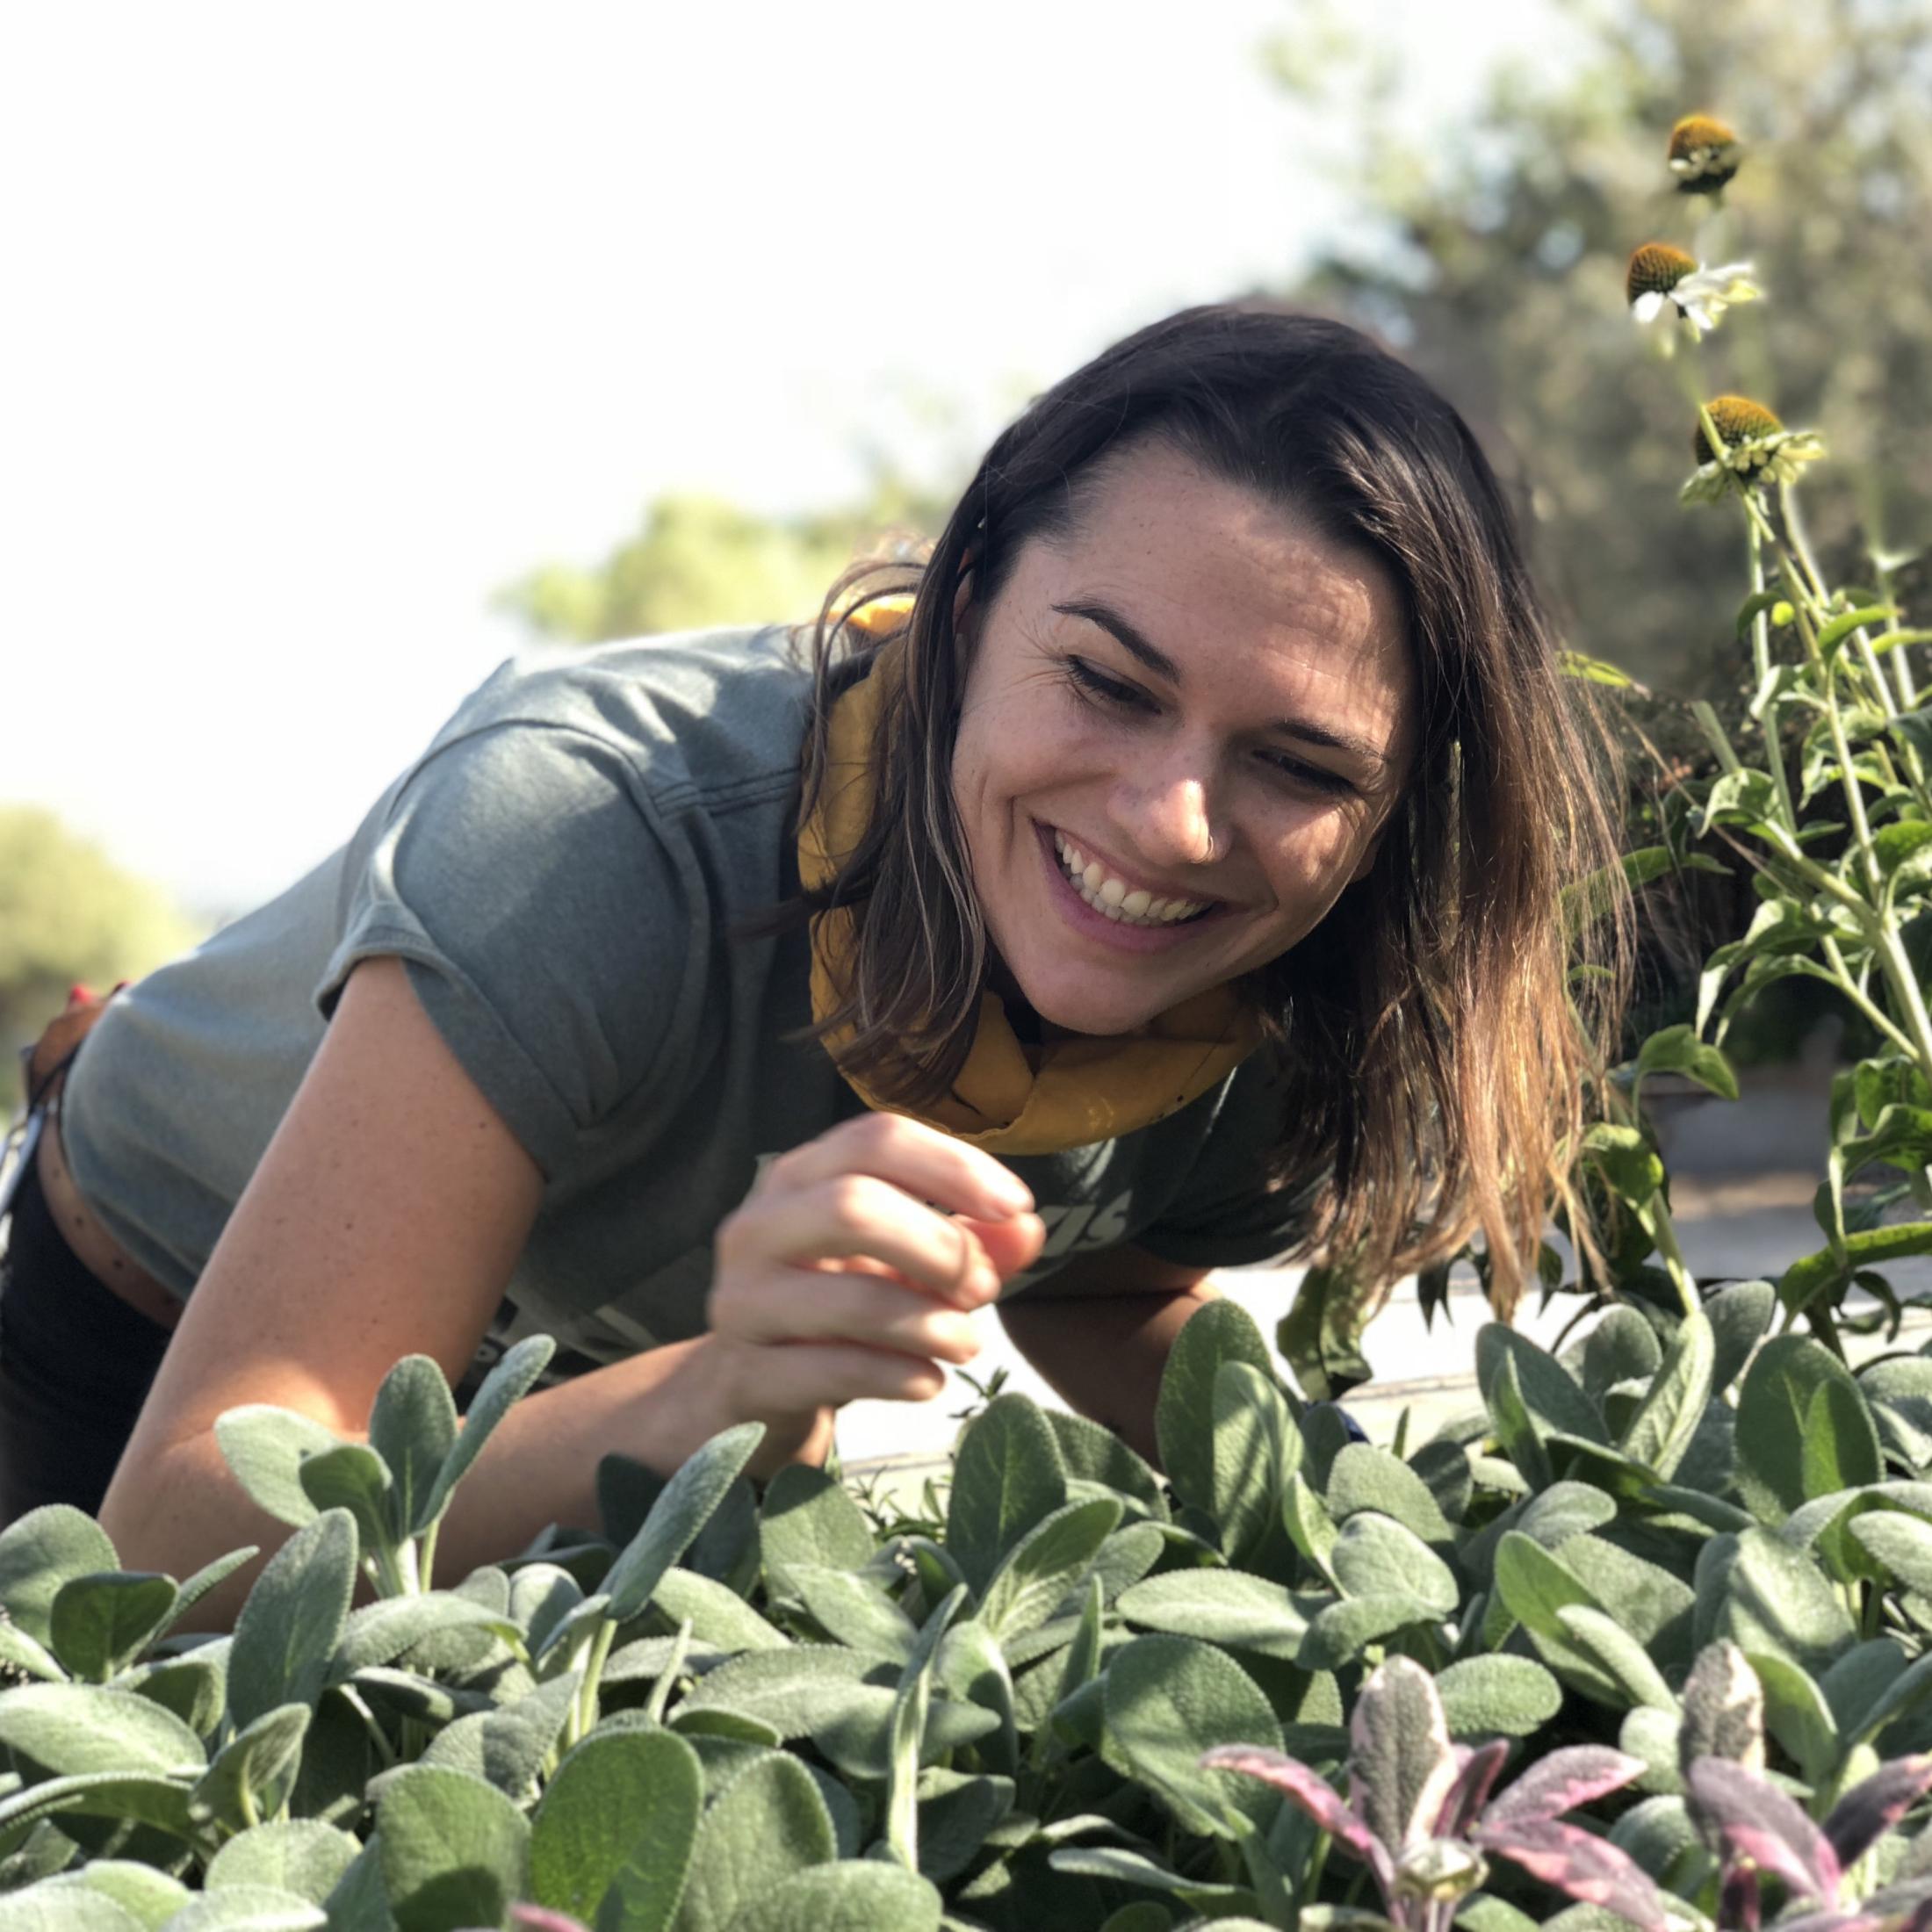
[0,1151,173,1525]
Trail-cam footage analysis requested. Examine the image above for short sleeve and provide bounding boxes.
[317,722,702,1179]
[1131,1060,1326,1269]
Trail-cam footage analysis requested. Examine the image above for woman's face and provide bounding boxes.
[951,439,1417,1038]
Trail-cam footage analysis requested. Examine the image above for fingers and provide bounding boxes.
[734,1338,952,1409]
[728,1173,1005,1305]
[711,1265,984,1366]
[761,1113,1034,1224]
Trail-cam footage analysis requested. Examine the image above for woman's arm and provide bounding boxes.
[102,956,1044,1624]
[993,1247,1219,1468]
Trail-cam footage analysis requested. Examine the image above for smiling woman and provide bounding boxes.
[0,306,1629,1611]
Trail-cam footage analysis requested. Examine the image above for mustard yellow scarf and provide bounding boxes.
[797,630,1258,1155]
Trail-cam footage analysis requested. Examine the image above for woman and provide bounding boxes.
[0,307,1624,1618]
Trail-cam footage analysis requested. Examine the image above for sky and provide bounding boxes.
[1,1,1581,919]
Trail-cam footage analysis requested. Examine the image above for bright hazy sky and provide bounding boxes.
[2,2,1575,916]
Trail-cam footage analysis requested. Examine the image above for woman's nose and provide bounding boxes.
[1113,754,1223,870]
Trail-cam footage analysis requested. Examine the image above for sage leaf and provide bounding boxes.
[295,1446,395,1574]
[1211,1362,1294,1565]
[1042,1410,1169,1521]
[758,1466,875,1595]
[722,1860,942,1932]
[946,1395,1067,1598]
[977,1496,1121,1641]
[1737,1337,1882,1523]
[786,1566,916,1664]
[1433,1655,1562,1738]
[211,1409,342,1531]
[1618,1311,1713,1481]
[47,1573,178,1683]
[190,1704,311,1834]
[649,1568,790,1657]
[673,1752,836,1932]
[378,1763,532,1932]
[1476,1326,1606,1451]
[367,1354,459,1541]
[605,1423,768,1624]
[1104,1633,1281,1839]
[420,1671,580,1803]
[530,1726,703,1932]
[155,1885,327,1929]
[1156,1300,1279,1518]
[1326,1445,1455,1548]
[1707,1280,1776,1395]
[1329,1514,1456,1618]
[420,1334,556,1530]
[226,1511,357,1730]
[204,1821,361,1904]
[1115,1569,1311,1661]
[0,1506,121,1647]
[0,1683,205,1779]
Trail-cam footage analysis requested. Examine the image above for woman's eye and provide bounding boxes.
[1261,751,1355,797]
[1065,656,1155,711]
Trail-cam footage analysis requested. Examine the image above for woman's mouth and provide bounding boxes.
[1050,830,1215,927]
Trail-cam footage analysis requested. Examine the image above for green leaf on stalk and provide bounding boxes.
[1210,1361,1295,1564]
[1749,1652,1840,1788]
[1735,1337,1882,1520]
[1277,1265,1374,1403]
[1781,1222,1932,1313]
[420,1670,580,1802]
[0,1682,206,1778]
[1042,1410,1169,1521]
[204,1820,361,1904]
[977,1497,1121,1641]
[226,1511,357,1730]
[1104,1633,1281,1839]
[189,1704,311,1834]
[674,1752,837,1932]
[1718,1529,1857,1675]
[378,1763,532,1932]
[1560,650,1635,687]
[331,1591,523,1679]
[47,1859,191,1928]
[758,1465,876,1595]
[1817,604,1897,660]
[1633,1025,1739,1100]
[1115,1569,1311,1661]
[295,1445,395,1575]
[1707,1280,1776,1395]
[0,1507,122,1647]
[1477,1324,1605,1449]
[1156,1299,1280,1518]
[605,1422,767,1624]
[650,1567,790,1656]
[947,1395,1068,1597]
[211,1408,342,1531]
[1618,1312,1715,1483]
[721,1861,943,1932]
[47,1573,178,1683]
[1330,1513,1456,1618]
[367,1354,460,1541]
[530,1725,703,1932]
[419,1333,556,1530]
[1326,1444,1455,1548]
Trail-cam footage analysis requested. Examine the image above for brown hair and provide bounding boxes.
[793,305,1629,1315]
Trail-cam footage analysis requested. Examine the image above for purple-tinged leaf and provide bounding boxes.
[1479,1818,1670,1932]
[1350,1655,1459,1856]
[508,1912,595,1932]
[1909,1900,1932,1932]
[1687,1756,1842,1906]
[1776,1914,1894,1932]
[1482,1746,1646,1830]
[1200,1744,1395,1895]
[1437,1739,1509,1839]
[1719,1865,1762,1932]
[1679,1640,1766,1776]
[1824,1755,1932,1869]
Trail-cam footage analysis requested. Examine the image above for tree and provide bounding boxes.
[0,807,202,1113]
[1265,0,1932,692]
[497,470,956,645]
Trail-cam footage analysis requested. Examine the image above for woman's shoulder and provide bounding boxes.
[425,624,814,814]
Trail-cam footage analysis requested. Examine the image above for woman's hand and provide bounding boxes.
[699,1114,1046,1476]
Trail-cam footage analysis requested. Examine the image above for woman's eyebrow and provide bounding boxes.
[1051,596,1392,768]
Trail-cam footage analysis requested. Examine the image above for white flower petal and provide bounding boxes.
[1633,291,1667,323]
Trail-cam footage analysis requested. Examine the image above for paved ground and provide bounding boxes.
[834,1065,1932,1499]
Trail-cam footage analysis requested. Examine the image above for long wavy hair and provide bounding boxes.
[789,305,1630,1315]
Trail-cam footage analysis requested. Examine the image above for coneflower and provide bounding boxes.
[1668,112,1743,194]
[1626,242,1759,350]
[1682,395,1826,505]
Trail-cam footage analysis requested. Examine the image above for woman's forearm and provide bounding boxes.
[105,1334,770,1629]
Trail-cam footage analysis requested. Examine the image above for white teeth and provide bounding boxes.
[1051,832,1210,927]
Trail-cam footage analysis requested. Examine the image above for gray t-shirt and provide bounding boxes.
[61,625,1316,1379]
